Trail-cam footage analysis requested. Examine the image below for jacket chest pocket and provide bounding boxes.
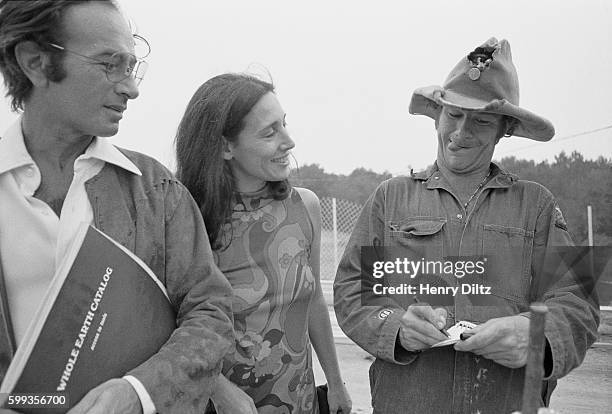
[482,224,534,303]
[385,217,445,261]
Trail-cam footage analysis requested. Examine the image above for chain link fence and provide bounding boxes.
[320,197,363,280]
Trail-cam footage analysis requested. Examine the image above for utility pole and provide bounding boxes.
[587,205,593,246]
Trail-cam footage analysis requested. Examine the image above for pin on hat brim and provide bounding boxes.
[409,86,555,142]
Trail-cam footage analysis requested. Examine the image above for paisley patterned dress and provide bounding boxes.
[214,186,319,414]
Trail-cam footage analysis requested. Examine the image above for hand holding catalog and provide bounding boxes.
[0,224,175,413]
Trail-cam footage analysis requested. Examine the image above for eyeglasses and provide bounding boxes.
[47,35,150,86]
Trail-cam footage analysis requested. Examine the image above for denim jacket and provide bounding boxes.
[334,163,599,414]
[0,148,234,414]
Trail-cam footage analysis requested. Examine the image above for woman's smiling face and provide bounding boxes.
[225,92,295,192]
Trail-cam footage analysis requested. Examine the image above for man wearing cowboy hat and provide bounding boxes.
[334,37,599,413]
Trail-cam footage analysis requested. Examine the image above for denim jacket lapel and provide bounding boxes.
[84,164,136,252]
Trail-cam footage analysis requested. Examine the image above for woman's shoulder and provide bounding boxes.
[293,186,320,205]
[293,187,320,213]
[292,187,321,227]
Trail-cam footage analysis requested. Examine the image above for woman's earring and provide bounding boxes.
[222,137,233,160]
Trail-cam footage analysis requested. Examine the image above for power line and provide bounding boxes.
[497,124,612,156]
[293,124,612,178]
[552,124,612,142]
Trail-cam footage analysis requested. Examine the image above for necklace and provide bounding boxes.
[463,169,491,210]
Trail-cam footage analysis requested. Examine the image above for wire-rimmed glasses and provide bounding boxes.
[47,34,150,86]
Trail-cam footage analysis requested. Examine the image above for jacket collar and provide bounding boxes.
[410,161,518,189]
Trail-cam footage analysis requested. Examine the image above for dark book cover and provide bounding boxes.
[0,224,175,413]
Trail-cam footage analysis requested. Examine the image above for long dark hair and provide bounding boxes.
[175,73,290,250]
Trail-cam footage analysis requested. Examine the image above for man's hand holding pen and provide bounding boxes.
[399,298,449,352]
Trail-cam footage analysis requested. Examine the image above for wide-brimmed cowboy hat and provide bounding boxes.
[409,37,555,141]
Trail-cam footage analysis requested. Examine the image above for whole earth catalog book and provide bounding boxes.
[0,224,175,413]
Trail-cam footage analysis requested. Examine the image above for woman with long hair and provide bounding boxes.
[175,73,351,414]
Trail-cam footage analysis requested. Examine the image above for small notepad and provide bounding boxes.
[432,320,478,347]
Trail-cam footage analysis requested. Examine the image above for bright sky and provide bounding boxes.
[0,0,610,175]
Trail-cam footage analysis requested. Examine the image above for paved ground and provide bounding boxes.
[317,282,612,413]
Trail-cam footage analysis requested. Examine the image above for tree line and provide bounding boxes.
[290,151,612,246]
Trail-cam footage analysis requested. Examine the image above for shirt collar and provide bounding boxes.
[409,161,518,189]
[81,138,141,176]
[0,117,35,175]
[0,117,141,177]
[486,163,518,188]
[410,163,439,181]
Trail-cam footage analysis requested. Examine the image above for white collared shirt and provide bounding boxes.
[0,118,156,414]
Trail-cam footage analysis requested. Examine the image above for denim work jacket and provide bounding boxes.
[334,163,599,414]
[0,148,234,414]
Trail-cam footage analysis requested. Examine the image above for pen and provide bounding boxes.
[413,295,449,337]
[460,332,474,341]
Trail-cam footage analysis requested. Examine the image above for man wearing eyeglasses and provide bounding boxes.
[0,1,233,413]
